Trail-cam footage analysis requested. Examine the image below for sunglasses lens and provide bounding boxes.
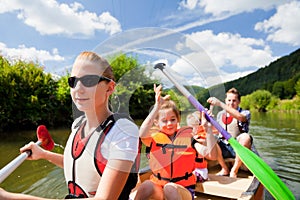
[68,75,111,88]
[68,77,76,88]
[81,75,100,87]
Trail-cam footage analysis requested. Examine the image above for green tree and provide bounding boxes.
[249,90,273,112]
[283,79,296,99]
[0,58,59,130]
[55,74,73,124]
[109,54,139,82]
[272,78,296,99]
[196,88,210,108]
[266,96,279,110]
[108,54,158,119]
[272,81,285,98]
[295,80,300,97]
[240,95,251,110]
[166,89,191,112]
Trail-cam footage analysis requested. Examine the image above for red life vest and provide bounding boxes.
[149,127,196,187]
[221,113,240,138]
[65,114,141,199]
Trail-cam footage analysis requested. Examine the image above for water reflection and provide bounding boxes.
[22,167,66,198]
[251,112,300,199]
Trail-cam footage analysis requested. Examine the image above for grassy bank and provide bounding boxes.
[271,96,300,113]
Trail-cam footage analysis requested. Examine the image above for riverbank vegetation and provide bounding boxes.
[240,89,300,112]
[0,48,299,131]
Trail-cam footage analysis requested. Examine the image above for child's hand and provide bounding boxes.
[154,84,170,107]
[201,109,213,127]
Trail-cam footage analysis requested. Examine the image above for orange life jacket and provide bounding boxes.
[148,127,196,187]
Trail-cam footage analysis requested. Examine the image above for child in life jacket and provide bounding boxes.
[134,84,217,200]
[186,111,218,182]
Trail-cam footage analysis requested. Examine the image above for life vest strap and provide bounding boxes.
[195,157,204,163]
[153,172,193,183]
[156,143,188,154]
[65,194,85,199]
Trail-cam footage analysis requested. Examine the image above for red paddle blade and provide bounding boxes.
[37,125,54,151]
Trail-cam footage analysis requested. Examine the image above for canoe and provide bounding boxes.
[130,147,264,200]
[194,159,264,200]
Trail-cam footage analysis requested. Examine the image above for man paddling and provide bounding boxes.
[207,88,252,178]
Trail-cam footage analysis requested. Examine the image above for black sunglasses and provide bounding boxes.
[68,75,111,88]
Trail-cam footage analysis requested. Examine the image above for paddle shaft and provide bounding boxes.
[0,140,41,183]
[154,63,295,200]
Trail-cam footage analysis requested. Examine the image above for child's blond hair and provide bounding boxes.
[157,100,181,122]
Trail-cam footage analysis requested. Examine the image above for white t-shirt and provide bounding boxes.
[63,116,139,197]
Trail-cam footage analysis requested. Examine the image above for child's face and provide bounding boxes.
[157,108,179,136]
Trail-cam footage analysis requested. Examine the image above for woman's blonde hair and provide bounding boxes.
[74,51,115,81]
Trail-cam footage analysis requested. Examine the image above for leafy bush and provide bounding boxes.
[240,95,251,110]
[0,57,72,131]
[240,90,276,112]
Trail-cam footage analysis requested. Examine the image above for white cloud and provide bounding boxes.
[179,0,290,16]
[188,30,276,69]
[174,0,297,86]
[168,30,278,86]
[0,42,64,64]
[179,0,199,10]
[255,1,300,46]
[0,0,121,37]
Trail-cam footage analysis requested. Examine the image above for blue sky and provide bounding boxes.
[1,0,300,87]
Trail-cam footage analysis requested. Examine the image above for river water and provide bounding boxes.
[0,112,299,199]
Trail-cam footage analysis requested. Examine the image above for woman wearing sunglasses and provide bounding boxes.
[0,51,140,200]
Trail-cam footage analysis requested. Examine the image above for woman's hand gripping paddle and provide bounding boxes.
[0,125,54,183]
[154,63,295,200]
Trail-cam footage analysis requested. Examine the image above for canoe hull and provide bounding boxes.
[131,159,264,200]
[194,172,264,200]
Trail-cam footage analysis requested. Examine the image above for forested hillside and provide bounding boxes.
[221,48,300,97]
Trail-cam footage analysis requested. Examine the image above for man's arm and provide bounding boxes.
[207,97,247,122]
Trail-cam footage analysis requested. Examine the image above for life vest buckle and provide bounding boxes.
[154,172,193,182]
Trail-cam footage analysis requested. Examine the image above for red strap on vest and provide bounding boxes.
[222,113,233,124]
